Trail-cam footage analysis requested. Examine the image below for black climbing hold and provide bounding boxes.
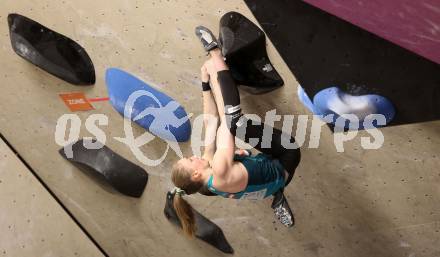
[219,11,283,94]
[59,139,148,198]
[8,13,95,85]
[163,191,234,254]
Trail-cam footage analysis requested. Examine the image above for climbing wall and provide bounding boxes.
[303,0,440,65]
[0,0,439,257]
[245,0,440,127]
[0,138,104,257]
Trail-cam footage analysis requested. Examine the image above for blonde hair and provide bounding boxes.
[171,162,204,237]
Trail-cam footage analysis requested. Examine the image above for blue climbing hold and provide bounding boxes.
[297,85,395,129]
[105,68,191,142]
[297,85,316,114]
[313,87,395,129]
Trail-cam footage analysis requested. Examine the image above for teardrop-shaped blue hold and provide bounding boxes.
[105,68,191,142]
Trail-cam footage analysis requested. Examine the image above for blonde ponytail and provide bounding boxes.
[173,193,197,237]
[171,162,204,238]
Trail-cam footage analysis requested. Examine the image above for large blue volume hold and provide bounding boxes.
[298,85,396,129]
[313,87,395,129]
[105,68,191,142]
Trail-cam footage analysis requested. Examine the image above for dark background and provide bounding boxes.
[245,0,440,126]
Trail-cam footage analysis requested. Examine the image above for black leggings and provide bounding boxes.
[217,70,300,186]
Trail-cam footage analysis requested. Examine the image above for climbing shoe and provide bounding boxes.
[195,26,220,52]
[272,190,295,227]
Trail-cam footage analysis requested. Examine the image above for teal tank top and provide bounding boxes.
[207,153,285,200]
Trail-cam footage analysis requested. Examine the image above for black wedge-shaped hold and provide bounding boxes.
[59,139,148,197]
[8,13,95,85]
[219,11,283,94]
[163,191,234,254]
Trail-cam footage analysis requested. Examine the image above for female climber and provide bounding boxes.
[171,26,301,237]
